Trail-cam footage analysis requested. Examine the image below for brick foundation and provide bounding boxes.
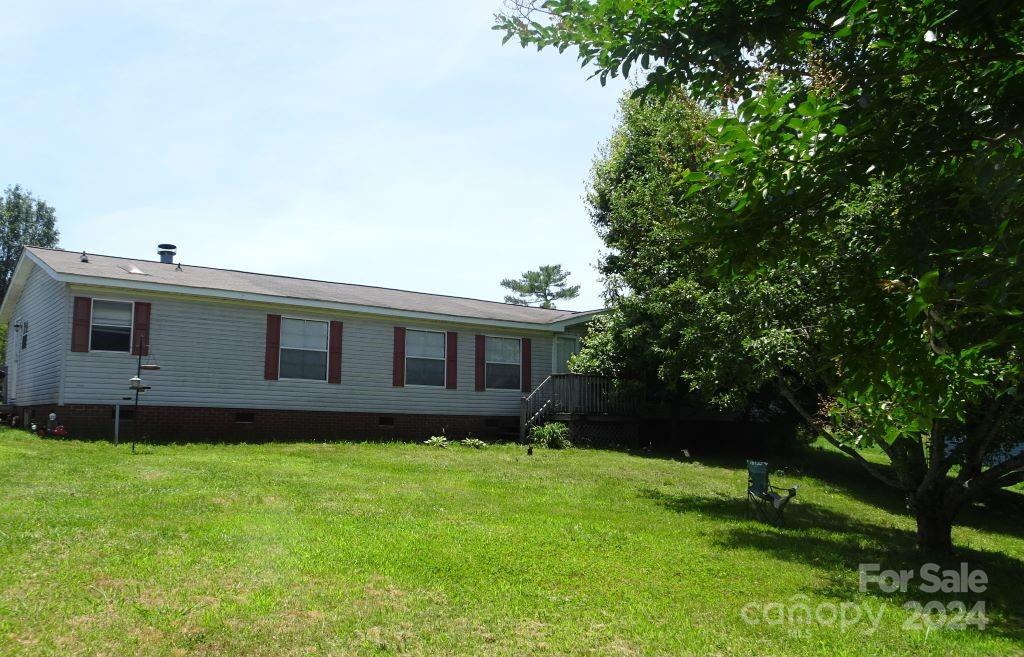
[10,404,520,443]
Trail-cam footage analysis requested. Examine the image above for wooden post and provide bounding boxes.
[519,395,528,443]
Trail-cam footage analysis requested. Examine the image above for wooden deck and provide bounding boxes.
[519,374,641,440]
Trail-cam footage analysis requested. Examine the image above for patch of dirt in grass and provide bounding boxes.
[133,624,166,644]
[138,468,167,481]
[449,616,497,645]
[599,635,643,657]
[261,495,288,508]
[354,623,414,653]
[8,631,39,648]
[137,588,173,609]
[359,579,409,612]
[209,495,237,507]
[89,575,132,609]
[514,618,550,651]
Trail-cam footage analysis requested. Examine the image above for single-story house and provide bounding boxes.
[0,246,596,441]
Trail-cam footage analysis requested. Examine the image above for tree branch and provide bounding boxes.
[954,397,1006,485]
[918,419,952,494]
[777,380,905,490]
[963,451,1024,498]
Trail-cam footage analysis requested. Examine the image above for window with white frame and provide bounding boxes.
[280,318,328,380]
[485,336,520,389]
[555,336,581,374]
[406,329,445,386]
[91,300,133,352]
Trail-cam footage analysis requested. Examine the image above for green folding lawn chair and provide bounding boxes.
[747,460,798,524]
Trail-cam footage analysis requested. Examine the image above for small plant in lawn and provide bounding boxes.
[529,423,572,450]
[460,438,486,449]
[423,435,448,448]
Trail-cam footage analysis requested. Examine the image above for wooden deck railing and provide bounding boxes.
[519,374,640,440]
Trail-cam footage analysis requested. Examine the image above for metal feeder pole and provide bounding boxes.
[132,343,142,455]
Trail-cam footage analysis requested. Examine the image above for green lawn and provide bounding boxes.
[0,429,1021,656]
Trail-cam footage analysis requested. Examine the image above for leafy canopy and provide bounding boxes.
[501,264,581,308]
[577,92,836,411]
[0,185,59,361]
[1,185,59,300]
[498,0,1024,553]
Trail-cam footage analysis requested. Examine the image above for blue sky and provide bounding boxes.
[0,1,626,311]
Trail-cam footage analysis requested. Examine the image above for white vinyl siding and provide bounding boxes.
[61,290,554,416]
[4,266,68,405]
[405,329,445,387]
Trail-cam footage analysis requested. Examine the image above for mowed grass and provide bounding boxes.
[0,429,1022,657]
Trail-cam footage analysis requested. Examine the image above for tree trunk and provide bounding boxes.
[914,505,954,556]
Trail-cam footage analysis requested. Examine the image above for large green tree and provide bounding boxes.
[501,264,581,308]
[0,186,59,360]
[498,1,1024,554]
[1,185,59,300]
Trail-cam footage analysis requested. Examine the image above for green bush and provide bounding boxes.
[460,438,486,449]
[423,436,448,448]
[529,423,572,450]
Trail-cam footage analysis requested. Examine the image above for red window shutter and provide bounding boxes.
[475,334,486,391]
[131,302,152,356]
[71,297,91,352]
[264,314,281,380]
[521,338,532,392]
[446,331,457,389]
[328,321,343,384]
[393,326,406,387]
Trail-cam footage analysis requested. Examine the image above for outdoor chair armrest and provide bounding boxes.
[769,484,798,498]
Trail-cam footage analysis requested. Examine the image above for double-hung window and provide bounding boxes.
[91,300,133,352]
[485,336,520,390]
[406,329,445,386]
[280,318,328,380]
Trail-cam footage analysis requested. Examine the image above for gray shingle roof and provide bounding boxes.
[27,247,597,325]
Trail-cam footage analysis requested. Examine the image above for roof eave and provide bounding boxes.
[0,250,56,323]
[57,271,588,332]
[544,309,606,330]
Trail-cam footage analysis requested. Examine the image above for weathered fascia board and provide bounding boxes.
[62,281,571,336]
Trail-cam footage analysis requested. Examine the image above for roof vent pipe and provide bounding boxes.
[157,244,177,264]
